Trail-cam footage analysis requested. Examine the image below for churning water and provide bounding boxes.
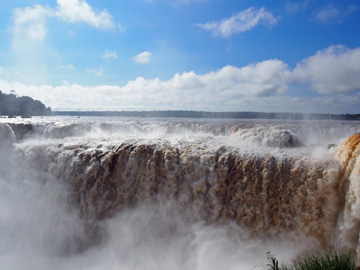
[0,116,360,269]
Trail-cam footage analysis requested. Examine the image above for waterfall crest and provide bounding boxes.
[1,117,360,268]
[336,133,360,262]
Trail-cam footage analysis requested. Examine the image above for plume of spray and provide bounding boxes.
[0,117,360,269]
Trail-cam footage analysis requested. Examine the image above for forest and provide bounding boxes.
[55,110,360,121]
[0,91,52,117]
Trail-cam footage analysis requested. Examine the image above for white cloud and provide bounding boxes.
[0,59,291,111]
[292,45,360,94]
[1,45,360,113]
[12,5,50,42]
[55,0,115,29]
[102,50,118,60]
[87,67,104,77]
[11,0,116,43]
[197,7,279,38]
[1,78,359,113]
[133,51,152,64]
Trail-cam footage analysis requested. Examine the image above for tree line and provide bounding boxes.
[54,110,360,121]
[0,91,52,117]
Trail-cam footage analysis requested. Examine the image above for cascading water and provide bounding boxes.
[335,133,360,261]
[0,116,360,269]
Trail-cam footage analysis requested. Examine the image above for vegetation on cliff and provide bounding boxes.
[265,251,357,270]
[0,90,52,117]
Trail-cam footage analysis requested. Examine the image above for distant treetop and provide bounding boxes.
[0,91,52,117]
[54,110,360,121]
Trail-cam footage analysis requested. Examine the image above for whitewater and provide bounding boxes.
[0,116,360,269]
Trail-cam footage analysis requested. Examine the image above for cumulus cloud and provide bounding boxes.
[0,59,291,111]
[12,5,50,42]
[1,45,359,113]
[197,7,279,38]
[55,0,115,29]
[133,51,152,64]
[102,50,118,60]
[292,45,360,94]
[1,78,359,113]
[11,0,116,43]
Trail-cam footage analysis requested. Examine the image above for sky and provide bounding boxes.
[0,0,360,113]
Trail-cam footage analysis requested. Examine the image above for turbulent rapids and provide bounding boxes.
[0,116,360,269]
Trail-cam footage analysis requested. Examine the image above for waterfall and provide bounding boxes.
[336,133,360,263]
[1,117,359,269]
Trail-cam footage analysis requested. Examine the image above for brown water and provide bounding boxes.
[1,117,360,269]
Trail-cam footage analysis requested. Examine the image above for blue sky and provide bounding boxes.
[0,0,360,113]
